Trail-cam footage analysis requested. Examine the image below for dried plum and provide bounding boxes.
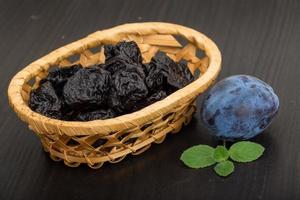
[168,61,194,89]
[132,90,167,112]
[63,67,111,110]
[29,41,195,121]
[104,55,132,74]
[29,81,62,119]
[107,89,125,114]
[44,65,81,94]
[105,60,146,79]
[75,109,116,121]
[104,41,145,75]
[109,67,148,113]
[147,90,167,104]
[145,67,168,92]
[146,52,194,93]
[104,41,142,64]
[145,52,172,92]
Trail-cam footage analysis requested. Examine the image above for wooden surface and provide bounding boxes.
[0,0,299,199]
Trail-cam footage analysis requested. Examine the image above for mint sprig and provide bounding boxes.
[180,141,265,177]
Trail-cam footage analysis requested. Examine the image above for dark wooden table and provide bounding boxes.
[1,0,299,199]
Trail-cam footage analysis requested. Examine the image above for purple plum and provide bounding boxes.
[201,75,279,141]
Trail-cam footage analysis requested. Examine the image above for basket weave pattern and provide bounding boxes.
[8,23,221,168]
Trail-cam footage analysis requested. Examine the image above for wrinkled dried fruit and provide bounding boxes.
[45,65,81,86]
[146,52,194,93]
[104,41,142,64]
[63,67,111,110]
[168,62,194,89]
[109,67,148,113]
[132,90,167,112]
[147,90,167,103]
[75,109,116,121]
[29,41,195,121]
[104,41,144,75]
[29,81,62,119]
[44,65,81,96]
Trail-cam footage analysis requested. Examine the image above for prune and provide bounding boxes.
[167,62,194,89]
[109,68,148,113]
[201,75,279,141]
[131,90,167,112]
[142,63,151,75]
[29,81,62,119]
[124,64,146,79]
[103,57,146,79]
[63,67,111,111]
[44,65,81,93]
[75,109,116,121]
[104,41,142,64]
[146,52,194,93]
[147,90,167,103]
[103,44,115,60]
[104,41,146,77]
[29,41,195,121]
[145,66,168,92]
[107,89,125,114]
[104,55,132,74]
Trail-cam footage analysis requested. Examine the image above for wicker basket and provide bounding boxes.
[8,22,221,168]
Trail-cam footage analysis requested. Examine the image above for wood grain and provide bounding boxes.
[0,0,299,199]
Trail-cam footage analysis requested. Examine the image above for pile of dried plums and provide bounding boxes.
[29,41,194,121]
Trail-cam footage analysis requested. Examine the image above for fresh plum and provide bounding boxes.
[201,75,279,141]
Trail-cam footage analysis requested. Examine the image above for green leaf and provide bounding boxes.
[180,145,216,168]
[213,146,229,162]
[214,160,235,177]
[229,141,265,162]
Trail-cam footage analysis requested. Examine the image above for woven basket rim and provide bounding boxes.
[8,22,221,136]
